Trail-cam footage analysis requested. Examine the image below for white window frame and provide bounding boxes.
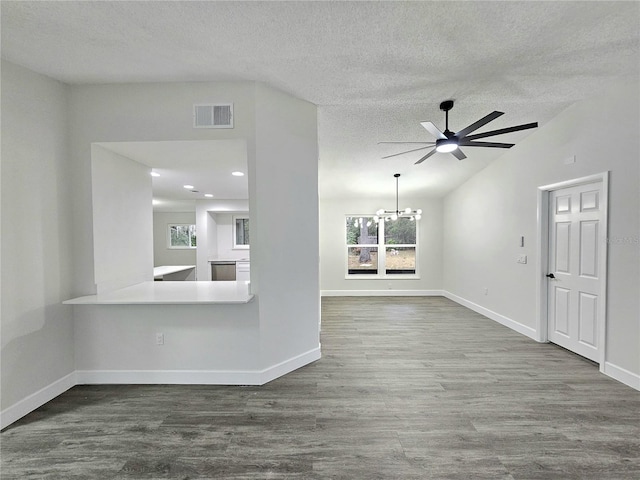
[233,215,250,250]
[167,224,197,249]
[345,215,419,279]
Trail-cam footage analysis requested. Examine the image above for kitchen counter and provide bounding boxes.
[208,258,250,263]
[153,265,196,280]
[64,280,253,305]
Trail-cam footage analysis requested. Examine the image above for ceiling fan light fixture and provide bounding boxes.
[435,138,458,153]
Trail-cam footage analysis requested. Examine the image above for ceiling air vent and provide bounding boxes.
[193,103,234,128]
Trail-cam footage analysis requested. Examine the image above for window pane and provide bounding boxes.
[346,217,378,245]
[189,225,197,247]
[347,246,378,274]
[385,246,416,274]
[385,217,416,244]
[170,225,191,247]
[235,218,249,245]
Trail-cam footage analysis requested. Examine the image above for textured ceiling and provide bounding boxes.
[2,1,639,199]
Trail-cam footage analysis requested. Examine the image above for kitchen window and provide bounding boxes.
[233,215,250,249]
[168,224,197,249]
[346,215,417,277]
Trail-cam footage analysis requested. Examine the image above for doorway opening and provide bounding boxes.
[536,172,609,370]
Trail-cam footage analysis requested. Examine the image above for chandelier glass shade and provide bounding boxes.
[374,174,422,222]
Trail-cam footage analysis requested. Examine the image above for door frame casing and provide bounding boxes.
[536,172,609,370]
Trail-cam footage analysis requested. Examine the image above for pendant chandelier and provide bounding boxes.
[374,173,422,222]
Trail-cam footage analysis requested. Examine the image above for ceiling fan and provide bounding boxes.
[380,100,538,163]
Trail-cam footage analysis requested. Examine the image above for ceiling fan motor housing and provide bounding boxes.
[439,100,454,112]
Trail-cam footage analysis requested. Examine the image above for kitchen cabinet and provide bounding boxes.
[236,261,250,282]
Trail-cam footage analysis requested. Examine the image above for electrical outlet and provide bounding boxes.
[484,287,489,296]
[517,254,528,264]
[156,333,164,345]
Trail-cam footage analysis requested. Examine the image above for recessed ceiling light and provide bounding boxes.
[183,184,194,189]
[150,171,160,177]
[231,171,244,177]
[204,194,213,198]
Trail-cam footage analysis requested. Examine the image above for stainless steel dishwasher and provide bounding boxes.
[210,261,236,281]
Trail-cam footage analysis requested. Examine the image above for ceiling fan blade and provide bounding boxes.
[377,141,435,144]
[382,145,433,159]
[420,122,447,139]
[454,111,504,138]
[414,148,437,164]
[462,122,538,141]
[451,148,467,161]
[459,141,515,148]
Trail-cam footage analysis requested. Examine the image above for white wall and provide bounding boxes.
[74,303,261,376]
[91,145,153,293]
[320,197,443,294]
[66,81,320,383]
[1,61,75,420]
[253,83,321,367]
[68,81,257,296]
[443,79,639,381]
[67,82,261,375]
[214,212,250,259]
[153,211,197,267]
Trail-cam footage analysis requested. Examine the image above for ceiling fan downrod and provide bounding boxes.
[440,100,454,135]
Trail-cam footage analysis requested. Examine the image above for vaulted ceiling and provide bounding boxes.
[2,1,638,199]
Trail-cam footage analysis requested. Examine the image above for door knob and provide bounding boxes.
[546,273,555,279]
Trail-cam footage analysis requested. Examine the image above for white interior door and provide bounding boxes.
[547,181,604,362]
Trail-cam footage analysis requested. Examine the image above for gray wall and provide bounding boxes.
[1,61,75,413]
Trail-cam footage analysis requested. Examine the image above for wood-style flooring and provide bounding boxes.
[2,296,639,479]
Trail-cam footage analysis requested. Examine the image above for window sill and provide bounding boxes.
[345,275,420,280]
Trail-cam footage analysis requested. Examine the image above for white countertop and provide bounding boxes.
[153,265,195,278]
[63,281,253,305]
[208,258,250,263]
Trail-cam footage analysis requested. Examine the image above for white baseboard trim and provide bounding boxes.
[602,362,640,391]
[75,346,322,386]
[321,289,444,297]
[443,291,538,341]
[76,369,263,385]
[0,371,76,430]
[2,348,322,429]
[259,346,321,384]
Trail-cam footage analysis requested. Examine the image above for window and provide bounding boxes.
[346,216,379,274]
[346,215,417,277]
[384,217,417,275]
[233,215,250,249]
[168,224,196,249]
